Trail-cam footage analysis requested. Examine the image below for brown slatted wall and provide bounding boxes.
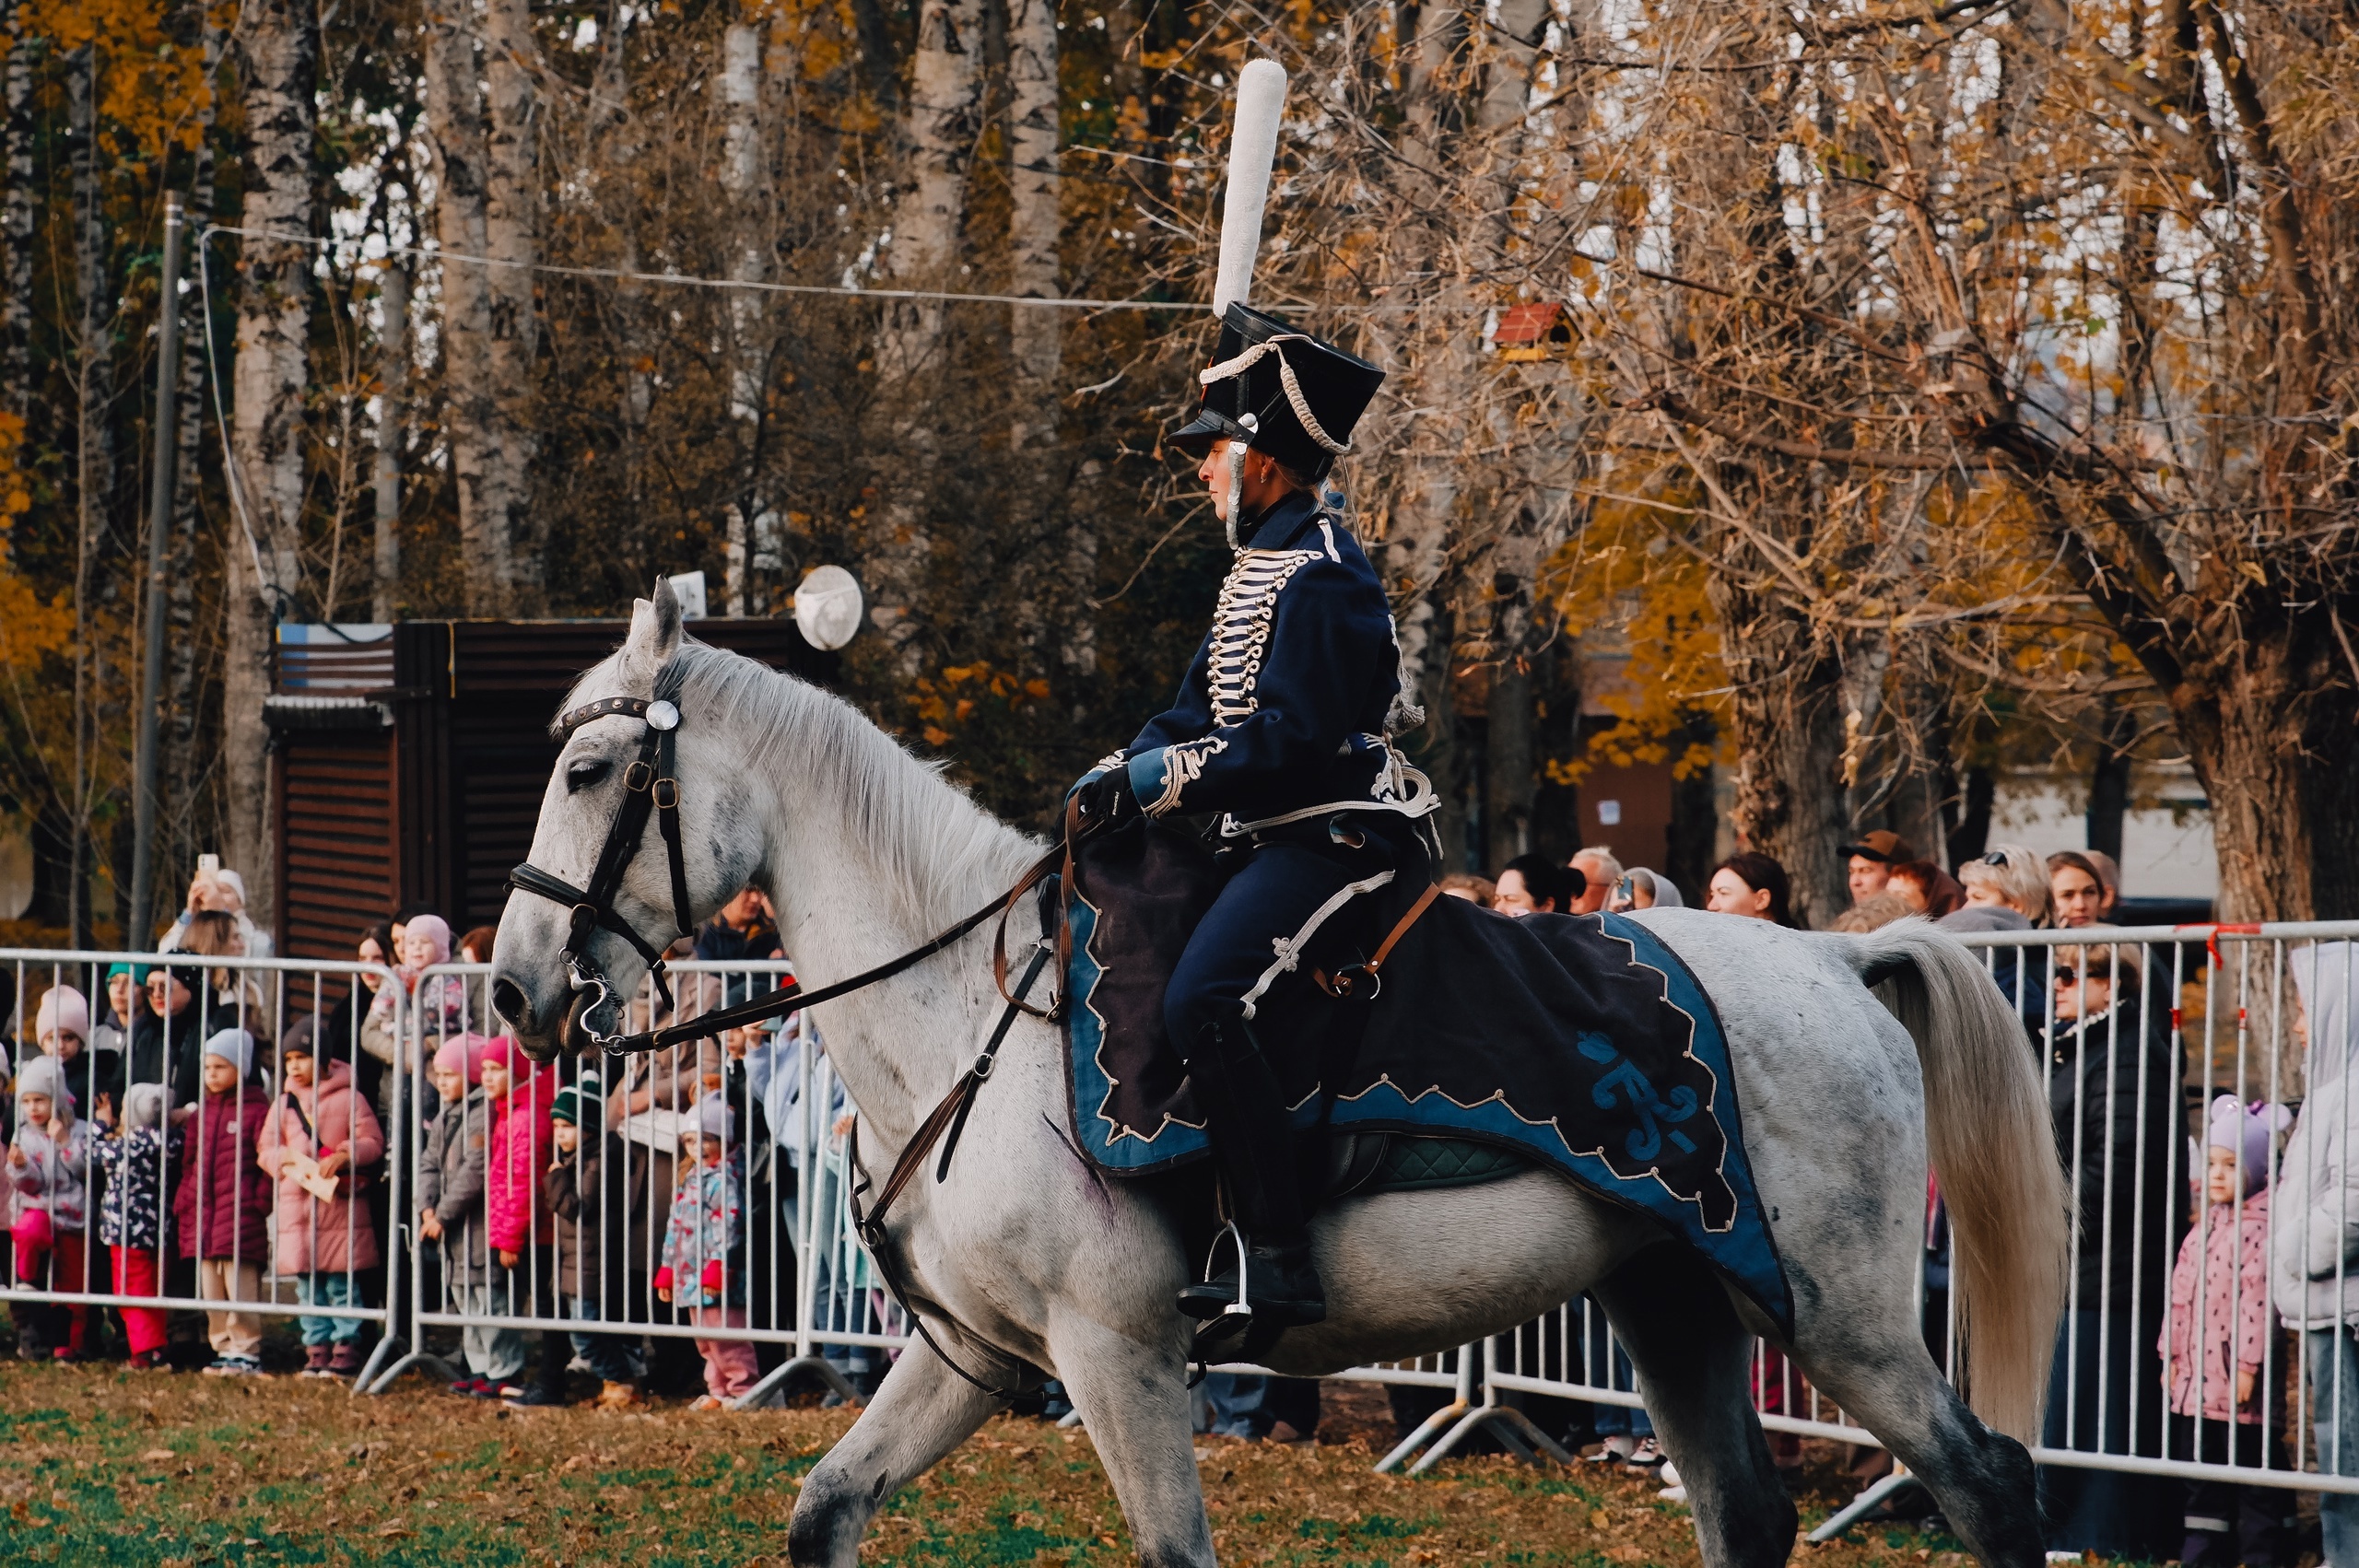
[442,620,839,930]
[280,729,397,963]
[274,618,840,942]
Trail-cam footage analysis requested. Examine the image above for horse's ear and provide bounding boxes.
[621,579,685,687]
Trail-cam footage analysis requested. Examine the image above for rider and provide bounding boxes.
[1071,302,1437,1331]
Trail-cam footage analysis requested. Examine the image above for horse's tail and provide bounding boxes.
[1844,918,2067,1445]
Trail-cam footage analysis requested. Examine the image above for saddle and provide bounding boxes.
[1056,817,1795,1336]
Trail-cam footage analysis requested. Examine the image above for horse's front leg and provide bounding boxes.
[786,1336,1002,1567]
[1050,1308,1215,1567]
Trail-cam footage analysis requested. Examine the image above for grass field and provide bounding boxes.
[0,1361,2009,1565]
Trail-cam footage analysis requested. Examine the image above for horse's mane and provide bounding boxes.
[567,638,1039,925]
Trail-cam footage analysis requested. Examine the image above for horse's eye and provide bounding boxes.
[567,757,613,793]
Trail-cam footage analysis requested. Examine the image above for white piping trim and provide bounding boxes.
[1238,872,1395,1020]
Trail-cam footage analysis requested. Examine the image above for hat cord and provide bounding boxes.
[1199,334,1354,456]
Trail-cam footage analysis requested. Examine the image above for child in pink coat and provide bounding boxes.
[476,1036,558,1398]
[2164,1095,2295,1565]
[258,1021,385,1377]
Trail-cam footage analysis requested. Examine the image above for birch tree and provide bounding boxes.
[867,0,983,661]
[1006,0,1058,419]
[224,0,319,930]
[424,0,540,615]
[479,0,542,612]
[165,2,219,880]
[717,13,769,613]
[372,263,406,621]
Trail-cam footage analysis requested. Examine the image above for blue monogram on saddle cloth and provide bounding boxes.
[1062,829,1793,1338]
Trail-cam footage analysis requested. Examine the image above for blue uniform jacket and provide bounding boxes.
[1088,492,1424,834]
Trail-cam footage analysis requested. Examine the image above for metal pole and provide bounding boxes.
[128,193,185,952]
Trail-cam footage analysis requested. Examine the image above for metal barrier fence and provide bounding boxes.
[1403,922,2359,1529]
[0,948,405,1386]
[368,959,901,1406]
[14,923,2359,1522]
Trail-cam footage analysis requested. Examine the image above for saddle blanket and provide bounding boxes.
[1061,836,1791,1336]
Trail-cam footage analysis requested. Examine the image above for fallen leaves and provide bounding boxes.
[0,1362,1970,1568]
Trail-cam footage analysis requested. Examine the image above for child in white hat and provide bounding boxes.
[655,1093,753,1408]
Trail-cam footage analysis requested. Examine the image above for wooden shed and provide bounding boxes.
[267,617,838,965]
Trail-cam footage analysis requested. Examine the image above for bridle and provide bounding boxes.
[506,658,1072,1057]
[507,662,699,1043]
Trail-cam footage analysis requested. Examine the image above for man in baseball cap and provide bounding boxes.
[1838,830,1919,907]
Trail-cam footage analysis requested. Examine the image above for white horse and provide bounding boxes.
[492,588,2069,1568]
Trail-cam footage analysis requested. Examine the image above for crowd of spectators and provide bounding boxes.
[1441,834,2330,1562]
[0,860,857,1417]
[5,836,2351,1560]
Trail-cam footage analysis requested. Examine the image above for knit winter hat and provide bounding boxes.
[403,913,453,965]
[202,1027,255,1079]
[122,1082,167,1130]
[430,1034,486,1084]
[13,1055,74,1117]
[687,1092,735,1146]
[2208,1094,2294,1197]
[551,1072,604,1128]
[35,985,88,1045]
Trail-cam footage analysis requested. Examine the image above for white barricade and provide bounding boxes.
[378,959,897,1407]
[28,919,2359,1520]
[1436,922,2359,1526]
[0,949,405,1387]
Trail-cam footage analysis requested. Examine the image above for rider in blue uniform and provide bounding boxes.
[1072,304,1438,1330]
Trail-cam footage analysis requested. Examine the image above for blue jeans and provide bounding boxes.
[297,1273,362,1346]
[1582,1308,1653,1438]
[1198,1373,1265,1436]
[563,1295,638,1384]
[788,1154,871,1377]
[2310,1328,2359,1565]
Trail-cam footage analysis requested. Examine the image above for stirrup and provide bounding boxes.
[1185,1223,1256,1378]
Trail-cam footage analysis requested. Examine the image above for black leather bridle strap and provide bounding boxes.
[596,838,1066,1055]
[839,942,1054,1402]
[507,862,675,972]
[509,670,694,1015]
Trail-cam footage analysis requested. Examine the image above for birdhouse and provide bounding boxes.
[1493,301,1576,363]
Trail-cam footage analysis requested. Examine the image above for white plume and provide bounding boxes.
[1212,60,1288,317]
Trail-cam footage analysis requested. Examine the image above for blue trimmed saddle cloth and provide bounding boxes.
[1059,822,1792,1337]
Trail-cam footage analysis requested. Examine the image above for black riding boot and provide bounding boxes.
[1176,1019,1326,1328]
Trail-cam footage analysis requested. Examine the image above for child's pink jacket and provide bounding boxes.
[484,1067,556,1255]
[2164,1185,2273,1422]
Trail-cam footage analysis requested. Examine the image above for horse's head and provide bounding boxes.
[491,579,763,1061]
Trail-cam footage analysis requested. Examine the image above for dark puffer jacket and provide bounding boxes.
[172,1089,272,1262]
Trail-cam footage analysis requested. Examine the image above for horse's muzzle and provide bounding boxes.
[492,972,577,1063]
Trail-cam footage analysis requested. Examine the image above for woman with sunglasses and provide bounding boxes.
[2036,941,2181,1560]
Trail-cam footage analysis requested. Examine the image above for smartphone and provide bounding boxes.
[198,853,221,874]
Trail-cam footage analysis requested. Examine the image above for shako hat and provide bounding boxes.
[1170,303,1384,483]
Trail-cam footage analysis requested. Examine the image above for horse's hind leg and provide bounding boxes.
[1792,1338,2042,1568]
[787,1337,1002,1567]
[1590,1245,1796,1568]
[1048,1310,1215,1567]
